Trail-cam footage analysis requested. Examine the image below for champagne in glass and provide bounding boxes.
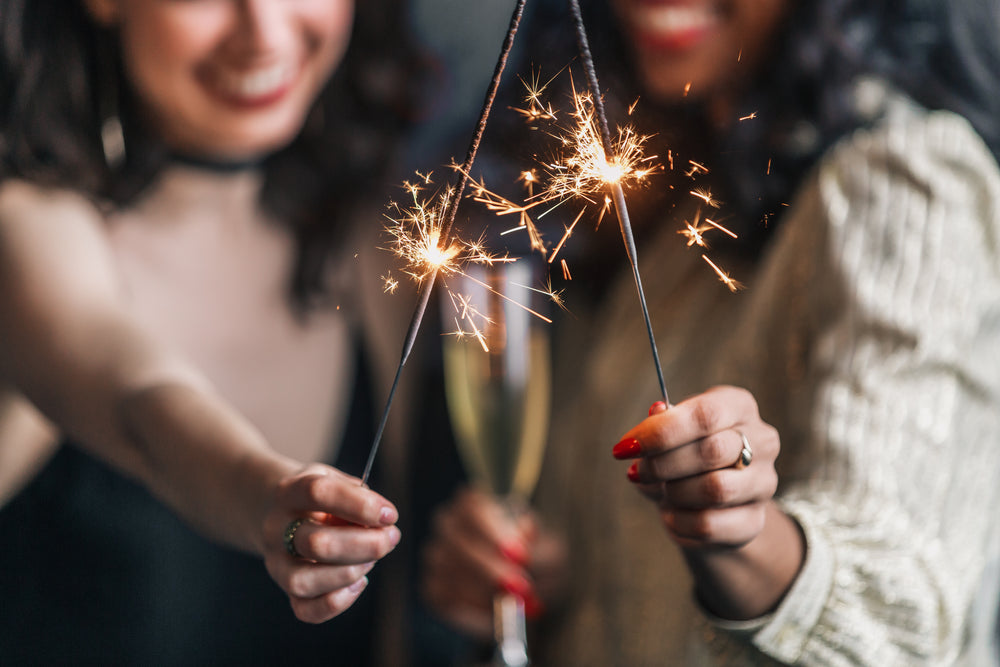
[442,260,551,666]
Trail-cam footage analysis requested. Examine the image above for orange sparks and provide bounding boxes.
[519,169,537,194]
[702,254,744,292]
[384,175,511,284]
[685,160,709,178]
[739,111,757,122]
[683,82,692,96]
[690,187,722,209]
[548,208,587,265]
[381,272,399,294]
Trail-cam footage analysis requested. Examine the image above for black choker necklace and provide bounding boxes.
[170,152,262,173]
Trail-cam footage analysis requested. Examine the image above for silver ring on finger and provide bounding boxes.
[284,517,307,559]
[733,430,753,470]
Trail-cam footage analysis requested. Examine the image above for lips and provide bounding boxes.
[626,1,720,52]
[204,61,298,109]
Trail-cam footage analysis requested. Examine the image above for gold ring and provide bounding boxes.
[284,517,306,559]
[734,430,753,469]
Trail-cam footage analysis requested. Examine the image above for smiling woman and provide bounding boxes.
[83,0,354,160]
[0,0,423,664]
[420,0,1000,664]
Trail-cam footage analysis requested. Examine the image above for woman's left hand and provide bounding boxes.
[613,385,780,551]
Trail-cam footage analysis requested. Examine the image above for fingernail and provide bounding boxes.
[612,437,641,459]
[347,576,369,595]
[649,401,667,416]
[379,506,398,525]
[626,461,640,483]
[387,526,402,547]
[498,573,534,599]
[499,540,529,566]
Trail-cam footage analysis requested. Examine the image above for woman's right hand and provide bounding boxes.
[421,487,566,639]
[262,464,402,623]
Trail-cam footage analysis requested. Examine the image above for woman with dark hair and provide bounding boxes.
[422,0,1000,664]
[0,0,424,664]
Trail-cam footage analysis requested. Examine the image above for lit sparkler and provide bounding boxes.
[360,0,529,486]
[568,0,670,405]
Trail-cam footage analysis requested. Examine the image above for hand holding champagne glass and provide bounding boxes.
[442,260,551,666]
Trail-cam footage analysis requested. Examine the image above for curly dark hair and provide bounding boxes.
[502,0,1000,252]
[0,0,424,309]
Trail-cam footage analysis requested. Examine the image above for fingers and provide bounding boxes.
[614,389,781,550]
[266,556,376,600]
[662,503,768,549]
[614,386,760,458]
[287,519,402,564]
[420,487,543,638]
[275,464,398,528]
[632,425,779,483]
[264,520,399,623]
[288,576,371,624]
[262,464,404,623]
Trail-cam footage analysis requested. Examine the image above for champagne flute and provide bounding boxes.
[441,259,551,667]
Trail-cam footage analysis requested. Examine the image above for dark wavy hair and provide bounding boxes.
[0,0,423,309]
[507,0,1000,251]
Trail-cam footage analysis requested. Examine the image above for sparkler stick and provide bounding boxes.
[567,0,670,406]
[360,0,528,486]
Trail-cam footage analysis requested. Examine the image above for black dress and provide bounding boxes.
[0,363,380,667]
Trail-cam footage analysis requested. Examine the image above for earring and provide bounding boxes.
[101,115,125,169]
[98,39,126,169]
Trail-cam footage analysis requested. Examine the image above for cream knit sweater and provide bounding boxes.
[531,87,1000,666]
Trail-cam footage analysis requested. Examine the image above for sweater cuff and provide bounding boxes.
[747,504,834,662]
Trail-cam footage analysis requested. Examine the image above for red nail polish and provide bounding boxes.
[649,401,667,416]
[523,591,545,619]
[324,515,359,527]
[612,437,641,459]
[626,461,640,482]
[500,540,529,566]
[498,573,534,599]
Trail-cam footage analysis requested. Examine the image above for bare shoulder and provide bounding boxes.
[0,179,119,295]
[0,178,106,239]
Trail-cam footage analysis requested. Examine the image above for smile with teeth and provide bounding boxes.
[211,63,296,101]
[633,4,719,41]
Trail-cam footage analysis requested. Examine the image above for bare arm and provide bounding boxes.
[0,181,399,621]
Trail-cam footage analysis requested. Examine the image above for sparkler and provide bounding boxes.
[568,0,670,405]
[360,0,528,486]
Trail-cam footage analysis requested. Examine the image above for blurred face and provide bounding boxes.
[611,0,790,107]
[85,0,354,160]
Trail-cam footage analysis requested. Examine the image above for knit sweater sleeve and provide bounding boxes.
[730,103,1000,665]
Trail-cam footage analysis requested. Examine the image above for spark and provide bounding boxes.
[535,79,660,209]
[381,272,399,294]
[683,82,692,96]
[704,217,737,239]
[685,160,709,178]
[511,67,560,124]
[702,254,744,292]
[690,187,722,209]
[739,111,757,122]
[519,169,537,196]
[560,258,572,280]
[547,207,587,265]
[468,175,547,256]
